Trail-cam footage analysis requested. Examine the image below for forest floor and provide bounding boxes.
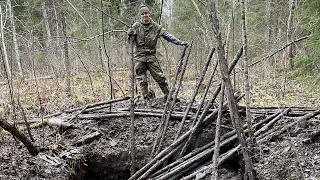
[0,76,319,180]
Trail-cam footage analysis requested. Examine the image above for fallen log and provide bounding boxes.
[128,127,194,180]
[77,111,193,120]
[130,94,243,180]
[0,118,39,156]
[258,109,320,143]
[64,97,129,113]
[181,145,240,180]
[149,108,290,179]
[72,131,102,146]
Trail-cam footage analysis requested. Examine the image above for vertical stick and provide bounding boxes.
[211,82,225,180]
[241,0,253,139]
[129,36,136,176]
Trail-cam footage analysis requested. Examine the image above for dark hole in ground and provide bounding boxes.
[82,151,131,180]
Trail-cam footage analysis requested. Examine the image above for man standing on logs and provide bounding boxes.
[127,5,187,100]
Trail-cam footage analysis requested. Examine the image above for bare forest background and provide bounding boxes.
[0,0,319,106]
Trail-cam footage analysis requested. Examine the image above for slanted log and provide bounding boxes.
[258,109,320,143]
[0,118,39,156]
[72,131,102,146]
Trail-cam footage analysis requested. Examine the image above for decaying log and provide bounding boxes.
[0,118,39,156]
[148,108,290,179]
[64,97,129,113]
[117,108,188,116]
[128,127,193,180]
[181,145,240,180]
[77,111,192,120]
[72,131,102,146]
[258,109,320,143]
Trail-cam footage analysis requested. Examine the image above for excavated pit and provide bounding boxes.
[83,151,131,180]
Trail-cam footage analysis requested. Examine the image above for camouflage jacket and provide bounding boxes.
[128,20,185,62]
[129,20,164,62]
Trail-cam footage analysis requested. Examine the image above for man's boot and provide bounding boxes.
[159,83,169,100]
[142,85,155,100]
[141,85,150,99]
[159,83,180,102]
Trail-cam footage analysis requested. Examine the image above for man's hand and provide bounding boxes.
[180,42,188,46]
[127,28,135,36]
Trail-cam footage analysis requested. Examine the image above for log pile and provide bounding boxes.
[49,95,318,180]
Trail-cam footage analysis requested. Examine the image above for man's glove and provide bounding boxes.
[127,28,135,36]
[180,41,188,46]
[127,28,136,43]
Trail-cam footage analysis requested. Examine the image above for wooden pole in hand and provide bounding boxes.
[129,35,136,176]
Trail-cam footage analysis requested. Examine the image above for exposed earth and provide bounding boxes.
[0,83,319,180]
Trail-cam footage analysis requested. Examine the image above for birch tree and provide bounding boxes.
[286,0,296,70]
[7,0,23,79]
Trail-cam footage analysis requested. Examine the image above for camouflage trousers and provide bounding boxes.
[135,61,169,98]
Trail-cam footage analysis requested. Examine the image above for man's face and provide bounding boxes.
[140,12,150,22]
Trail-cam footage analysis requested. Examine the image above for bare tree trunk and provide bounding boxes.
[286,0,296,70]
[265,0,271,52]
[209,2,255,180]
[7,0,23,79]
[61,10,71,93]
[241,0,253,139]
[190,0,211,45]
[0,5,11,81]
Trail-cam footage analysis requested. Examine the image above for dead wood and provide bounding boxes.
[128,126,193,180]
[212,82,225,180]
[221,108,285,143]
[77,111,192,120]
[72,131,102,146]
[137,144,184,180]
[150,108,289,179]
[0,118,39,156]
[117,108,187,116]
[64,97,129,113]
[154,42,193,156]
[150,141,215,178]
[176,47,215,140]
[150,45,187,159]
[253,108,291,137]
[181,145,240,180]
[258,109,320,143]
[129,35,136,175]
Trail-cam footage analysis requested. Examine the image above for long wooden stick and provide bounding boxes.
[129,35,136,176]
[175,47,215,139]
[150,46,187,159]
[211,82,225,180]
[155,42,193,156]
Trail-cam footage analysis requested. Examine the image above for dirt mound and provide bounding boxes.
[1,96,319,180]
